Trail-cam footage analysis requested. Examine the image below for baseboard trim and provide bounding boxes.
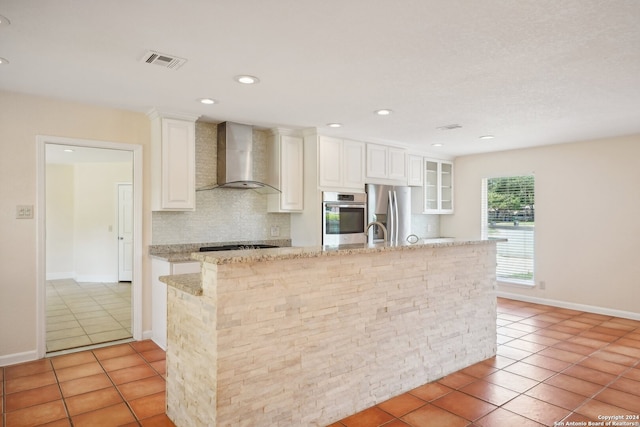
[0,349,38,367]
[142,330,153,340]
[75,274,119,283]
[46,272,75,280]
[497,291,640,321]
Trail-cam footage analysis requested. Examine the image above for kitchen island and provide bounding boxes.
[161,239,499,427]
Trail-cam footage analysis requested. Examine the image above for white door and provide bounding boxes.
[118,184,133,281]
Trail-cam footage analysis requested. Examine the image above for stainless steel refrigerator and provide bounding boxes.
[365,184,412,244]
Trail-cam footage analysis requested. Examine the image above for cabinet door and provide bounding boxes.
[151,259,170,350]
[160,118,195,210]
[318,136,343,188]
[439,161,454,213]
[342,139,365,190]
[366,143,388,178]
[407,154,424,186]
[424,160,439,212]
[388,147,406,180]
[280,135,304,210]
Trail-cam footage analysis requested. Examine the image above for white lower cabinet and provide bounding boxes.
[151,258,200,349]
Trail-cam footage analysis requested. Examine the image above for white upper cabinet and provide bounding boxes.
[412,158,454,214]
[318,136,365,191]
[366,143,406,183]
[149,110,198,211]
[407,154,424,186]
[267,128,304,212]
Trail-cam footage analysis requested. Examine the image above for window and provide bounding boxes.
[482,176,535,285]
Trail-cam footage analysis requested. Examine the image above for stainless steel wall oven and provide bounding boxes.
[322,192,367,246]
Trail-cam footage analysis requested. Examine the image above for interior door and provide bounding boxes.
[118,183,133,281]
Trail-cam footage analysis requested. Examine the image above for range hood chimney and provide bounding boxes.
[199,122,280,193]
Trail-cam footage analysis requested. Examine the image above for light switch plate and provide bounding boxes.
[16,205,34,219]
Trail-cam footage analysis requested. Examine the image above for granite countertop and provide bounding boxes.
[191,238,498,265]
[159,238,502,296]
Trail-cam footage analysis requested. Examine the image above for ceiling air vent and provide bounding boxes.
[141,50,187,70]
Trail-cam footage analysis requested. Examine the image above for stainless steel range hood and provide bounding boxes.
[198,121,280,194]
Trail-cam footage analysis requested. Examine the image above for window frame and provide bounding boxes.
[481,175,536,287]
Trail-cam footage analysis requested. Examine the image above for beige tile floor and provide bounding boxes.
[46,279,132,353]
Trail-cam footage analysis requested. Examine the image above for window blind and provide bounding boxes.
[481,176,535,284]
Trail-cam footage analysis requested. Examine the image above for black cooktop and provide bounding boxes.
[199,244,279,252]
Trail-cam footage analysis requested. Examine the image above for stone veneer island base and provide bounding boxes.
[161,239,498,427]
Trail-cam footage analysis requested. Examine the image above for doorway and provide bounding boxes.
[36,136,143,357]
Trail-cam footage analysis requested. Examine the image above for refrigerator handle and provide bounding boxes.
[389,190,398,244]
[387,190,394,243]
[393,190,399,244]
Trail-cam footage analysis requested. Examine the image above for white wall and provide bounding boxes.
[0,90,151,362]
[46,164,75,278]
[442,134,640,316]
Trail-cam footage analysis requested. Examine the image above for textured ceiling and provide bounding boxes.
[2,0,639,156]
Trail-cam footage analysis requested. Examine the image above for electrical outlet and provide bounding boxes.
[539,280,546,290]
[270,225,280,237]
[16,205,34,219]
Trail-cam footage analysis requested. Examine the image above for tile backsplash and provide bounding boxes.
[152,122,290,245]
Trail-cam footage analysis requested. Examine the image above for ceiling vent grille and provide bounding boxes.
[141,50,187,70]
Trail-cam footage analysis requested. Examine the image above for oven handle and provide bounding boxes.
[323,203,366,208]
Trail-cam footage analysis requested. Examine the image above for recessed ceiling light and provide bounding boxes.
[0,57,9,65]
[0,15,10,26]
[198,98,217,105]
[63,149,74,153]
[431,143,443,147]
[375,109,393,116]
[327,123,342,128]
[234,75,260,84]
[479,135,495,140]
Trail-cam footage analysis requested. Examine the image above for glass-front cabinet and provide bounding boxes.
[417,159,454,214]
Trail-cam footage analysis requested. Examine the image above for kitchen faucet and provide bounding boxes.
[366,221,388,242]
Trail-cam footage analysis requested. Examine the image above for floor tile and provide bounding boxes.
[544,374,604,397]
[577,356,628,376]
[537,347,586,363]
[502,361,556,381]
[54,361,105,382]
[59,373,113,398]
[117,376,166,401]
[520,354,572,372]
[47,335,93,352]
[4,400,68,426]
[108,364,158,385]
[4,359,52,380]
[608,377,640,396]
[459,380,520,406]
[502,338,547,353]
[4,383,62,412]
[340,406,395,427]
[100,353,146,371]
[561,365,617,386]
[575,398,637,420]
[139,414,177,427]
[71,402,136,427]
[401,404,469,427]
[496,345,533,361]
[408,382,453,401]
[503,394,571,426]
[460,361,498,379]
[376,393,426,417]
[594,387,640,413]
[524,383,588,411]
[150,359,167,376]
[129,391,166,420]
[484,370,539,393]
[5,370,58,394]
[51,351,97,370]
[140,349,166,363]
[431,390,496,421]
[92,343,134,359]
[65,387,123,416]
[437,371,477,389]
[623,367,640,381]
